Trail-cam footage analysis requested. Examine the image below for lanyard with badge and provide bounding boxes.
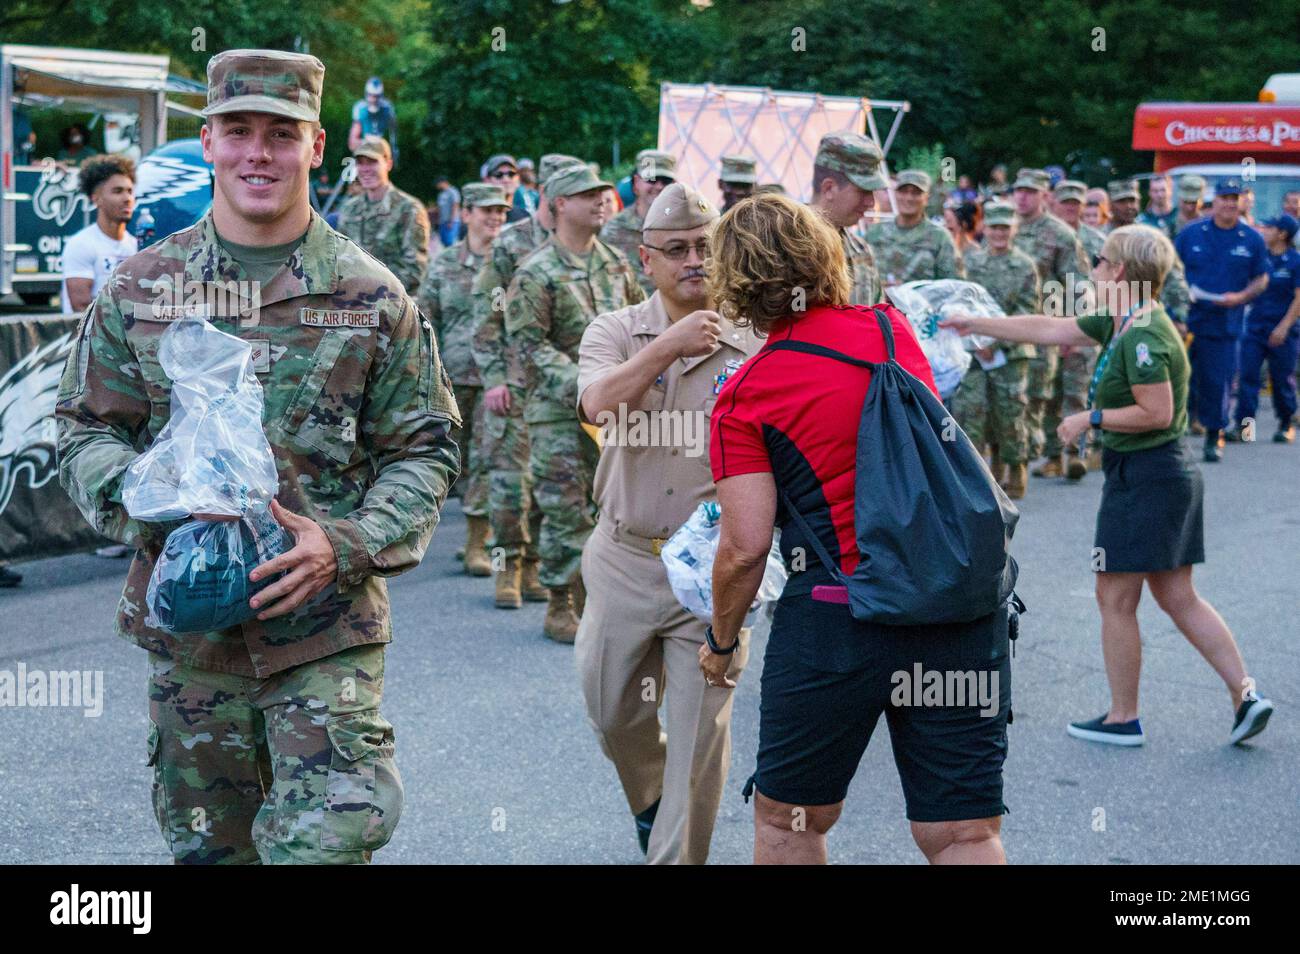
[1083,304,1144,452]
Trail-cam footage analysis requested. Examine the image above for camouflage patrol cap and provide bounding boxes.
[202,49,325,122]
[815,134,887,191]
[895,169,932,192]
[352,135,391,162]
[1178,175,1207,202]
[547,163,614,198]
[1053,179,1088,203]
[1012,168,1051,192]
[635,149,678,181]
[1107,179,1140,202]
[461,182,513,209]
[539,153,584,186]
[984,201,1016,227]
[643,182,718,232]
[719,154,758,184]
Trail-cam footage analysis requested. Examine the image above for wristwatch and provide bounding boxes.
[704,625,739,655]
[1090,409,1104,428]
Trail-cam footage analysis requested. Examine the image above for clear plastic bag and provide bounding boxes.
[661,501,787,626]
[120,317,288,633]
[886,280,1006,397]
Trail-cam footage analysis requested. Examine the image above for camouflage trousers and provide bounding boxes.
[147,645,401,865]
[952,356,1031,464]
[486,387,540,561]
[449,384,489,517]
[1043,345,1099,458]
[1026,345,1060,459]
[527,417,599,588]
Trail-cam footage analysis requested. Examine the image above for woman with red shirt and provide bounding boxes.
[702,194,1012,865]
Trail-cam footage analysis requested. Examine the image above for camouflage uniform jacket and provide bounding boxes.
[964,245,1039,362]
[418,238,485,386]
[504,238,645,425]
[599,204,653,296]
[1014,211,1090,293]
[336,185,431,296]
[842,226,882,305]
[55,210,462,677]
[471,215,548,391]
[865,217,964,285]
[1078,223,1106,261]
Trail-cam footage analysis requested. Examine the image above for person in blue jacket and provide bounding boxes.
[1231,214,1300,444]
[1174,179,1270,462]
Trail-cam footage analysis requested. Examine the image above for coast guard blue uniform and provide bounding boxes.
[1234,217,1300,436]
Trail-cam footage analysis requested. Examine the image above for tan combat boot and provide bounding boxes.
[1004,462,1028,500]
[464,515,492,577]
[1032,456,1063,478]
[520,556,549,603]
[495,555,522,609]
[544,586,579,644]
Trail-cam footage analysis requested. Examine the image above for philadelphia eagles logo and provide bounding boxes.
[32,164,90,227]
[0,332,73,516]
[134,155,210,206]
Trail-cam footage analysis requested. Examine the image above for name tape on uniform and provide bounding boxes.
[299,308,380,328]
[134,302,211,322]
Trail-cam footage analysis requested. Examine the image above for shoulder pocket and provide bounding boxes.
[279,330,373,464]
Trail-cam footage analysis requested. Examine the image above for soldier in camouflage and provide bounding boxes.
[600,148,677,298]
[1010,168,1091,473]
[810,133,884,304]
[471,153,585,608]
[336,135,430,295]
[55,49,461,864]
[504,163,645,642]
[1174,175,1207,235]
[417,183,512,578]
[952,201,1040,499]
[717,154,757,212]
[866,169,963,287]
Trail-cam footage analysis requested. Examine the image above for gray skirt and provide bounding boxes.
[1095,439,1205,573]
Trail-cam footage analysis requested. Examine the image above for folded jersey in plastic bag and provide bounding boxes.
[661,501,787,625]
[886,280,1007,396]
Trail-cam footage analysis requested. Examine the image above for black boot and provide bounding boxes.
[634,798,661,856]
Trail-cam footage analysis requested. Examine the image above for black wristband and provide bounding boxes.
[705,625,739,655]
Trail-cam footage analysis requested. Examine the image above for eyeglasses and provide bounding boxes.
[643,240,709,261]
[489,169,519,180]
[1094,254,1116,268]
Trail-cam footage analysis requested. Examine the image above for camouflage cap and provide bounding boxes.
[202,49,325,122]
[895,169,932,192]
[984,201,1016,227]
[547,163,614,199]
[635,149,678,181]
[538,153,585,189]
[815,134,887,191]
[1053,179,1088,203]
[484,153,518,175]
[1178,175,1207,202]
[1012,168,1051,192]
[1107,179,1140,202]
[643,182,718,232]
[719,154,758,184]
[352,135,391,162]
[461,182,513,209]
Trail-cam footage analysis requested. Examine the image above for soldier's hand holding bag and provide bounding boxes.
[120,317,290,633]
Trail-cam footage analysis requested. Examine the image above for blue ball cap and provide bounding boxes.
[1215,177,1244,197]
[1263,214,1299,240]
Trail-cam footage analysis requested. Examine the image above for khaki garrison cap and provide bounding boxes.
[984,201,1016,226]
[547,164,614,198]
[202,49,325,122]
[635,149,678,181]
[1053,179,1088,203]
[461,183,513,209]
[1012,168,1051,191]
[815,134,887,191]
[352,135,391,162]
[719,154,758,184]
[643,182,719,232]
[895,169,932,191]
[1108,179,1140,202]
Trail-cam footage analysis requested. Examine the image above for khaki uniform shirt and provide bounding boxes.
[577,293,760,542]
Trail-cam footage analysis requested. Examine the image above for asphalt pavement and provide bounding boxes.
[1,411,1297,865]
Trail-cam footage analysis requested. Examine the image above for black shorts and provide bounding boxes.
[750,594,1012,822]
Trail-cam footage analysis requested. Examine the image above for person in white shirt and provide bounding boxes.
[61,153,138,314]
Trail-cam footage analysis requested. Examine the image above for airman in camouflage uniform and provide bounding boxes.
[55,49,460,865]
[952,201,1040,499]
[866,169,964,286]
[810,133,885,304]
[504,163,645,642]
[1010,168,1091,470]
[470,153,585,608]
[718,154,757,211]
[600,149,677,297]
[336,135,430,295]
[418,183,513,577]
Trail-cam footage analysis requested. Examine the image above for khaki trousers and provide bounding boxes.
[575,520,748,864]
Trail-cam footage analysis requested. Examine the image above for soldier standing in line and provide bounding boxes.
[808,133,886,304]
[952,201,1040,499]
[1105,179,1141,231]
[471,153,585,609]
[417,183,513,577]
[717,154,757,212]
[1174,175,1208,235]
[505,164,645,642]
[335,135,430,295]
[55,49,461,864]
[601,149,678,297]
[866,169,963,287]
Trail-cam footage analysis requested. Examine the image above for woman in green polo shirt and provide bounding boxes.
[941,224,1274,748]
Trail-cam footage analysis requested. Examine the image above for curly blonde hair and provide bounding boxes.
[706,193,850,334]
